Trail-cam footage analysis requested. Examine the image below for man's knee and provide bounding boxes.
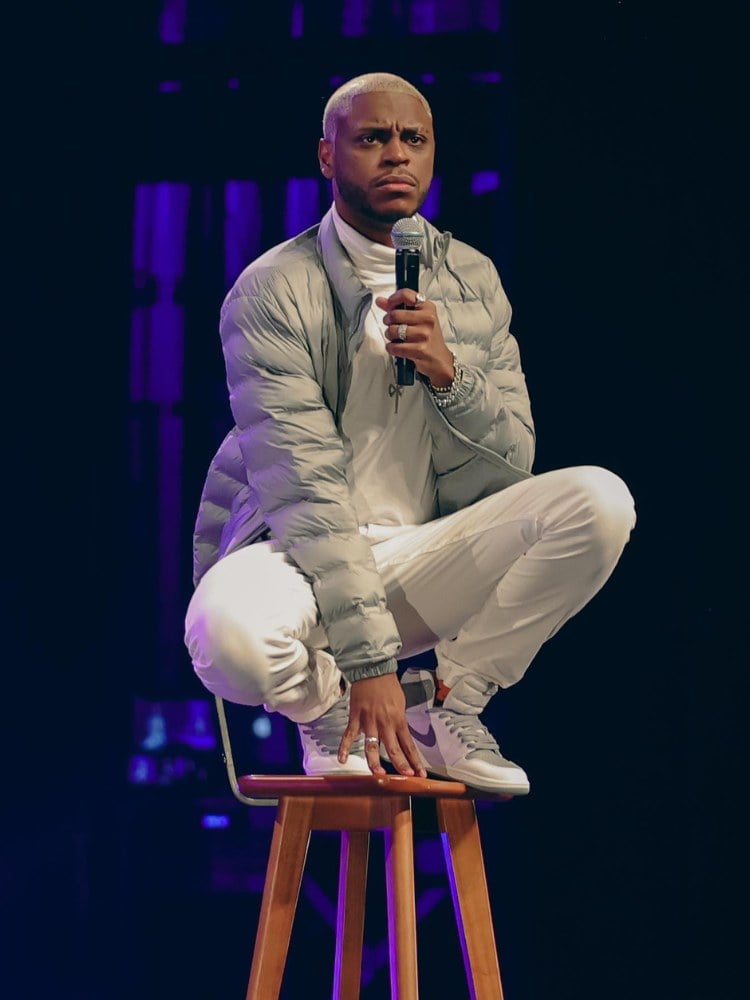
[569,465,636,554]
[185,603,291,706]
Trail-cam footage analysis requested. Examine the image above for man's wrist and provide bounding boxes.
[428,351,465,407]
[426,351,456,390]
[343,657,399,683]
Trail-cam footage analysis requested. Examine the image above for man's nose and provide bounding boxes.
[382,137,409,163]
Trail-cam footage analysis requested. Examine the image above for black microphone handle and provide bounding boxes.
[396,357,415,385]
[395,248,420,386]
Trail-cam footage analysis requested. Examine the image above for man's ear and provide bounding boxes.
[318,138,334,179]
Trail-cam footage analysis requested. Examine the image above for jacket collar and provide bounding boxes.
[317,206,452,325]
[317,207,368,325]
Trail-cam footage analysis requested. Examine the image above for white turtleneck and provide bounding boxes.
[331,205,437,539]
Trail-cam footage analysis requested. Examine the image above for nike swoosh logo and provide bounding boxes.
[408,722,437,748]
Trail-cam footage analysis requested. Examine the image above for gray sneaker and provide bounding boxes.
[297,694,370,775]
[401,668,530,795]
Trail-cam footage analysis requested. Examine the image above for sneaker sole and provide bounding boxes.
[382,748,529,795]
[303,758,372,776]
[421,760,530,796]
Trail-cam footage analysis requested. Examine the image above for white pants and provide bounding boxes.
[185,466,635,723]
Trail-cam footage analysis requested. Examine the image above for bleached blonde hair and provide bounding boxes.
[322,72,432,142]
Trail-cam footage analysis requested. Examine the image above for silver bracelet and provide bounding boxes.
[429,352,465,408]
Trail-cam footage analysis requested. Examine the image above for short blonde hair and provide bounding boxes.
[322,72,432,142]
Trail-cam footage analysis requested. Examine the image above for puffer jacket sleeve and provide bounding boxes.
[437,257,535,472]
[220,270,400,682]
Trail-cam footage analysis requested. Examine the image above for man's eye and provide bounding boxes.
[359,135,379,144]
[408,135,426,144]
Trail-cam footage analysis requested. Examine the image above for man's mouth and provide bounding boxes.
[375,174,417,189]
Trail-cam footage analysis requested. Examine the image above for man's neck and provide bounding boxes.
[332,201,394,247]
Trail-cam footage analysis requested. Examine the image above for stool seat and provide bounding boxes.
[237,771,509,799]
[237,772,509,999]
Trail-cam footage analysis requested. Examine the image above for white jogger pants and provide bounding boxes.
[184,466,636,723]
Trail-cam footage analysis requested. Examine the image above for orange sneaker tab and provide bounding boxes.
[436,680,452,703]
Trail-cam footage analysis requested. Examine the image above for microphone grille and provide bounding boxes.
[391,216,424,251]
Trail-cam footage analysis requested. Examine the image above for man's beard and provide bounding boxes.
[336,177,427,225]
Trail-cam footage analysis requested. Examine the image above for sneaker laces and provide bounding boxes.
[435,709,502,759]
[300,698,363,757]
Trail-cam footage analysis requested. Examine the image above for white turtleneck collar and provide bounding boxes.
[330,203,395,280]
[331,203,437,533]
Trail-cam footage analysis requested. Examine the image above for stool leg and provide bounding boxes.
[436,798,504,1000]
[246,797,313,1000]
[383,796,419,1000]
[333,830,369,1000]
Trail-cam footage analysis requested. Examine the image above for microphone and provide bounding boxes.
[391,217,423,386]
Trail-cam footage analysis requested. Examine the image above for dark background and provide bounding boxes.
[6,2,744,998]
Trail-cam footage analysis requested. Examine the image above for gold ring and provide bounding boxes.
[364,736,379,745]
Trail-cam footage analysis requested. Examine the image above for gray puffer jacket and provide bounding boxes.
[191,207,535,682]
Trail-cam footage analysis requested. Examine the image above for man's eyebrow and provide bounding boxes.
[353,122,431,132]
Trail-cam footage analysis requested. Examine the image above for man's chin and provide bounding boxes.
[365,204,418,225]
[376,211,415,225]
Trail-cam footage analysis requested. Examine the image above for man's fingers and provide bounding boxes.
[395,729,427,778]
[375,290,423,310]
[383,741,414,776]
[344,675,425,778]
[383,305,434,329]
[383,734,427,778]
[337,727,354,763]
[339,725,387,774]
[363,733,386,775]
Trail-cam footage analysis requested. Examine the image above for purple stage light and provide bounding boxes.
[420,177,442,220]
[471,170,500,196]
[224,181,263,288]
[469,70,502,84]
[342,0,367,36]
[128,754,158,785]
[158,0,186,44]
[201,814,231,830]
[132,698,218,754]
[285,178,321,239]
[291,1,304,38]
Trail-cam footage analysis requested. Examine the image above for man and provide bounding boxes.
[184,72,636,795]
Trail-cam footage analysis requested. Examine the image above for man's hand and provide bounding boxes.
[338,673,427,778]
[376,290,455,388]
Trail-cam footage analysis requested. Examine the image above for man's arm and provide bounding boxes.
[220,275,425,777]
[221,277,400,681]
[380,257,536,472]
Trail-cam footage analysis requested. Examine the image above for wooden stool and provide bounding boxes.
[215,698,510,999]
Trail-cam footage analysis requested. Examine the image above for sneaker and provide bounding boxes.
[400,668,530,795]
[297,693,370,776]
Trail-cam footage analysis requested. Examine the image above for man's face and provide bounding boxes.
[318,91,435,245]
